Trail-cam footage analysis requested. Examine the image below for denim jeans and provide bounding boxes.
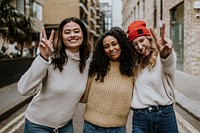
[24,118,74,133]
[83,120,126,133]
[132,105,178,133]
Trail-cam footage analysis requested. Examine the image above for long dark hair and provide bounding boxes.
[89,27,137,81]
[51,17,91,73]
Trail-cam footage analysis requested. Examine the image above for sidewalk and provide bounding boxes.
[0,70,200,123]
[0,83,32,121]
[175,70,200,120]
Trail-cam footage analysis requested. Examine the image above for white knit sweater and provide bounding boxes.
[18,54,90,128]
[131,51,177,109]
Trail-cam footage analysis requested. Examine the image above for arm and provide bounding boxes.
[160,50,177,75]
[18,28,55,96]
[18,52,50,96]
[80,76,92,103]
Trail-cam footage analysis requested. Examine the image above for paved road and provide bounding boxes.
[0,103,200,133]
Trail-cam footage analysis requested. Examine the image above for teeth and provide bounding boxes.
[142,49,145,53]
[110,52,116,56]
[69,39,77,43]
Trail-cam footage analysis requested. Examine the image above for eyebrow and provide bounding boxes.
[63,28,80,31]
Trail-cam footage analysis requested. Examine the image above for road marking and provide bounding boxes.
[176,112,200,133]
[8,119,24,133]
[0,111,25,133]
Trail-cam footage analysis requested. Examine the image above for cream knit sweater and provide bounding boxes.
[131,51,177,109]
[82,61,133,127]
[18,54,90,128]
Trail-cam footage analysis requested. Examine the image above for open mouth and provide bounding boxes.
[69,39,78,43]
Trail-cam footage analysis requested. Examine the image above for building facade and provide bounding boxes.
[99,2,112,32]
[0,0,44,57]
[122,0,200,76]
[112,0,122,27]
[43,0,104,48]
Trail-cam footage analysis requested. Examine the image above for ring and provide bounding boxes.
[49,45,54,53]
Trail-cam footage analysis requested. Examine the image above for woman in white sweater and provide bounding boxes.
[18,17,91,133]
[127,20,178,133]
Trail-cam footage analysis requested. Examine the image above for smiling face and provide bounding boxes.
[62,21,83,52]
[103,35,121,61]
[132,36,151,56]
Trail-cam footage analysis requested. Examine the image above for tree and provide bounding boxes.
[0,0,35,58]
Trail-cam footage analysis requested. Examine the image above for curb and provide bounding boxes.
[175,89,200,121]
[0,96,32,122]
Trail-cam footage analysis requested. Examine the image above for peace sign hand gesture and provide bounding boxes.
[150,23,173,59]
[39,27,54,60]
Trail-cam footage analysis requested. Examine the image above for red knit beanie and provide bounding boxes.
[127,20,151,41]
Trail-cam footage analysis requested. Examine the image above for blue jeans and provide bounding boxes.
[24,118,74,133]
[83,120,126,133]
[132,105,178,133]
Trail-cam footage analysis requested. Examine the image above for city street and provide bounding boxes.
[1,0,200,132]
[0,103,200,133]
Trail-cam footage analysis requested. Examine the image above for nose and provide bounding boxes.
[138,43,143,49]
[70,32,75,37]
[109,46,114,52]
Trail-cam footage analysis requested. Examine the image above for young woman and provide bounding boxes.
[81,27,137,133]
[18,17,91,133]
[127,20,178,133]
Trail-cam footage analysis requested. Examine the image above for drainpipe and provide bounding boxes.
[160,0,163,36]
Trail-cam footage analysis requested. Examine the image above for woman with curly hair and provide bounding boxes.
[127,20,178,133]
[18,17,91,133]
[81,27,137,132]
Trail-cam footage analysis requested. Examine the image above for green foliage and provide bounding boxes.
[0,0,35,58]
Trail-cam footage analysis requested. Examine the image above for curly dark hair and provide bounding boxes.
[51,17,91,73]
[89,27,137,81]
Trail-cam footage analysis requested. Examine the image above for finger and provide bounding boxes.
[42,27,47,40]
[161,23,165,41]
[39,42,46,48]
[41,38,47,46]
[165,38,173,48]
[149,28,158,43]
[49,30,54,42]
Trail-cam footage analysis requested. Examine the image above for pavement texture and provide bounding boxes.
[0,70,200,129]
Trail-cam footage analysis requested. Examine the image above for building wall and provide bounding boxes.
[112,0,122,27]
[183,0,200,75]
[43,0,80,25]
[122,0,200,76]
[43,0,102,48]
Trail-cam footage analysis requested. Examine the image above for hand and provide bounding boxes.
[39,27,54,60]
[150,23,173,59]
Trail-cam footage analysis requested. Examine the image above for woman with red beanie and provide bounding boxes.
[127,20,179,133]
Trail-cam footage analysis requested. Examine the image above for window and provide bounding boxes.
[16,0,25,14]
[32,1,42,21]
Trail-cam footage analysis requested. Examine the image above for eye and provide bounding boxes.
[112,42,118,46]
[139,38,144,43]
[74,29,80,33]
[64,30,71,34]
[132,42,138,47]
[103,44,110,49]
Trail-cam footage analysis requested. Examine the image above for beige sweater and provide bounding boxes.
[82,61,133,127]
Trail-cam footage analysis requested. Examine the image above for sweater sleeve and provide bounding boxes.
[17,55,50,96]
[160,50,177,75]
[80,76,92,103]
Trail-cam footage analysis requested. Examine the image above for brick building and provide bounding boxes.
[43,0,104,48]
[122,0,200,76]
